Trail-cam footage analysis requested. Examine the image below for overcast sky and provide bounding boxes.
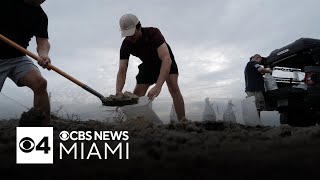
[1,0,320,120]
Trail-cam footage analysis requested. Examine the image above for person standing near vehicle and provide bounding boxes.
[115,14,187,122]
[0,0,51,126]
[244,54,272,116]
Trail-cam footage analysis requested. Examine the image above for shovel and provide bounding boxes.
[0,34,109,105]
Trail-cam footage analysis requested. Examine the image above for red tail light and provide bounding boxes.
[305,72,317,85]
[304,66,320,86]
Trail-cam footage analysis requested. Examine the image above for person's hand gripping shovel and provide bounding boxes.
[0,34,111,105]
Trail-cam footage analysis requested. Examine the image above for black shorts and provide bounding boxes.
[136,59,179,85]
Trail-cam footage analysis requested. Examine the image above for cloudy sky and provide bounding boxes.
[1,0,320,121]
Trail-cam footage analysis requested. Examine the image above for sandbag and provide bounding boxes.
[202,97,216,121]
[264,73,278,91]
[170,104,178,123]
[222,100,236,123]
[241,96,263,126]
[119,96,163,125]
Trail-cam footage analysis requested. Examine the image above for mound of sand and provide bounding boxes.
[1,117,320,179]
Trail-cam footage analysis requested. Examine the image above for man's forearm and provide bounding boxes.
[258,67,272,74]
[262,68,272,74]
[37,40,50,57]
[116,72,126,93]
[155,58,171,88]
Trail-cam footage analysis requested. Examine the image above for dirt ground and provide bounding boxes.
[0,116,320,179]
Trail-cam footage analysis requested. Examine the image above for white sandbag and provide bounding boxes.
[202,97,216,121]
[241,96,263,126]
[222,100,237,123]
[264,73,278,91]
[170,104,178,123]
[260,111,280,127]
[119,96,163,125]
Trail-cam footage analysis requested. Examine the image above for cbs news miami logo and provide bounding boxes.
[16,127,53,164]
[16,127,130,164]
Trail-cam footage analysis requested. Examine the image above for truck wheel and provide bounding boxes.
[316,111,320,125]
[280,112,288,124]
[280,110,302,126]
[289,109,316,127]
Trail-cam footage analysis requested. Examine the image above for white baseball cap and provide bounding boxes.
[119,14,140,38]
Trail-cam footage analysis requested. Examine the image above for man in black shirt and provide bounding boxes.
[116,14,187,122]
[244,54,272,116]
[0,0,51,126]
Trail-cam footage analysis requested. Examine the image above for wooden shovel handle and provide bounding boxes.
[0,34,108,104]
[0,34,85,87]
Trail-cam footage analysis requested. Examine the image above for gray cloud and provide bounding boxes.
[1,0,320,119]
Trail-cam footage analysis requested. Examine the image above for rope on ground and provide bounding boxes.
[0,92,29,110]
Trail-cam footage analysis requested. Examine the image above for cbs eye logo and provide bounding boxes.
[59,131,69,141]
[19,137,35,153]
[19,136,50,154]
[16,127,53,164]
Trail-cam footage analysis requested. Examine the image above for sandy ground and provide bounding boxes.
[1,116,320,179]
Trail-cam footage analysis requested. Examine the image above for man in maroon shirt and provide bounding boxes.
[116,14,187,122]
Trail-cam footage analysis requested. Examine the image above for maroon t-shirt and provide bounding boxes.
[120,27,176,67]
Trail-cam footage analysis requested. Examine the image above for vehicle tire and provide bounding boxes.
[281,110,304,126]
[288,109,316,127]
[305,110,319,126]
[280,112,288,124]
[316,111,320,125]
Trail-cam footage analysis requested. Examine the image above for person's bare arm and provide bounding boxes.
[258,67,272,74]
[116,59,129,94]
[147,43,172,100]
[36,37,51,69]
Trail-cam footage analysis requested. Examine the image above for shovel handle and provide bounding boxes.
[0,34,84,86]
[0,34,107,103]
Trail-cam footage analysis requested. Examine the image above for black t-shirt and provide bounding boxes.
[0,0,48,59]
[244,61,265,92]
[120,27,176,68]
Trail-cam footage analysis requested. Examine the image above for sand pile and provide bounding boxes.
[103,91,139,106]
[1,117,320,179]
